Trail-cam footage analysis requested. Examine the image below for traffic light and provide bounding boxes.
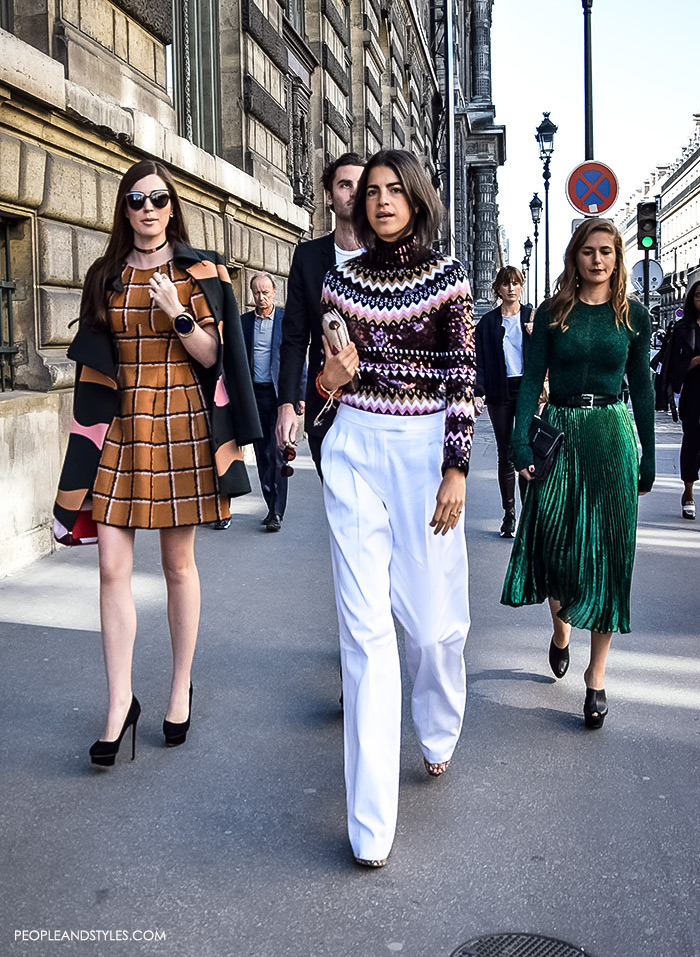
[637,201,657,250]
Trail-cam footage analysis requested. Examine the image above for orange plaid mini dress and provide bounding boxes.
[91,262,231,528]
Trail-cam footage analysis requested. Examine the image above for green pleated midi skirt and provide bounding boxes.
[501,401,639,634]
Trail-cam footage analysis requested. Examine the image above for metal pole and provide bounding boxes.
[543,157,551,299]
[643,248,650,309]
[582,0,594,160]
[444,0,455,257]
[533,222,539,307]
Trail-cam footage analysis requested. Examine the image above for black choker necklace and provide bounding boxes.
[133,238,168,254]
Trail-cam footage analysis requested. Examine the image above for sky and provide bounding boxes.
[491,0,698,302]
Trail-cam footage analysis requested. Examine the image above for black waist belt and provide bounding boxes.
[549,393,620,408]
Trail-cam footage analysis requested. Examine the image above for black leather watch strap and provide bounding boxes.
[173,313,195,337]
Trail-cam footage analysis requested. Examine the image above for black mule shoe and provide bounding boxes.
[548,637,570,679]
[163,683,193,747]
[89,695,141,766]
[583,687,608,729]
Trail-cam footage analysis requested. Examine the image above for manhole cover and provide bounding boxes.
[451,934,595,957]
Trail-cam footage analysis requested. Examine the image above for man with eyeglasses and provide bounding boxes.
[275,152,366,478]
[241,272,306,532]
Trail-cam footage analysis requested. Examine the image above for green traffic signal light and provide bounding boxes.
[637,201,657,251]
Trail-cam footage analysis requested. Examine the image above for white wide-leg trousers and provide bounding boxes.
[322,404,470,861]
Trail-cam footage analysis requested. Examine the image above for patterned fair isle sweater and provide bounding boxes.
[321,236,476,474]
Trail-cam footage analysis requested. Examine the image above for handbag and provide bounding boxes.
[53,500,98,546]
[528,413,564,481]
[321,309,359,393]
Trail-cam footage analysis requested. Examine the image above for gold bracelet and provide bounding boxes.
[316,371,341,399]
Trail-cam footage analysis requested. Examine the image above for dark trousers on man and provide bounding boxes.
[307,433,324,480]
[253,382,288,518]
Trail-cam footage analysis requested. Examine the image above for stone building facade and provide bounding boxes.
[0,0,503,576]
[615,114,700,329]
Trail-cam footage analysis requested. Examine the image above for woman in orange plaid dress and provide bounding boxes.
[55,161,260,765]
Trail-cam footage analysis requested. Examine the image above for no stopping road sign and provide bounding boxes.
[566,161,619,215]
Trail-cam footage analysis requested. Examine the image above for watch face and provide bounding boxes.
[174,314,195,335]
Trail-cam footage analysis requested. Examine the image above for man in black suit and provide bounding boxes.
[276,152,366,477]
[241,272,306,532]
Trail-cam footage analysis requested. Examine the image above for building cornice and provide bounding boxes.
[0,30,308,234]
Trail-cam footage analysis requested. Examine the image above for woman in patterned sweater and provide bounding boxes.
[317,150,475,867]
[54,161,260,766]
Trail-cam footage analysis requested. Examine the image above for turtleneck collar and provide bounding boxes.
[367,234,432,268]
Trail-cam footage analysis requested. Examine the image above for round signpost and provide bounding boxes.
[566,160,619,215]
[631,258,664,293]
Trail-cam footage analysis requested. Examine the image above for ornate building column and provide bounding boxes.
[471,0,493,104]
[472,165,499,308]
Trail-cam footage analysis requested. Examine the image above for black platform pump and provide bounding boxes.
[163,683,193,747]
[89,695,141,766]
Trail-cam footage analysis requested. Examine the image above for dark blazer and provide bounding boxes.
[664,317,700,394]
[277,232,336,436]
[54,243,262,537]
[475,303,533,405]
[240,305,307,402]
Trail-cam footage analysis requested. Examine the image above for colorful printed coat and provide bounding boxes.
[54,243,262,541]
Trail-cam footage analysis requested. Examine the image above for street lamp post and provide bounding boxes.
[529,194,543,307]
[523,236,533,304]
[582,0,594,160]
[536,112,558,300]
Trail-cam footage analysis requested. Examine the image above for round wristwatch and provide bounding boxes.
[173,313,195,337]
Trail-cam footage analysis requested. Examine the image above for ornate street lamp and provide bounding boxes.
[529,193,543,307]
[536,112,558,300]
[523,236,533,304]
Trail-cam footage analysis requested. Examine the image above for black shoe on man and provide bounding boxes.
[207,518,231,530]
[266,514,282,532]
[499,509,516,538]
[261,511,274,526]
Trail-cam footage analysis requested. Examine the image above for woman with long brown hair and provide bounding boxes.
[501,219,655,729]
[474,265,533,537]
[54,160,260,765]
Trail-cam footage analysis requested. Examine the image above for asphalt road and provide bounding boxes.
[1,412,698,957]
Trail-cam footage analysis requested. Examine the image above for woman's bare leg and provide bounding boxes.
[97,524,137,740]
[583,631,613,690]
[548,598,571,650]
[160,526,200,723]
[682,480,694,504]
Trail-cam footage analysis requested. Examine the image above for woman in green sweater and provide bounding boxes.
[501,218,655,729]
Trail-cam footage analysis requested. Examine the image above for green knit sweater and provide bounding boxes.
[512,298,655,492]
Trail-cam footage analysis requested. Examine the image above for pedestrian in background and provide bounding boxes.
[474,266,533,537]
[276,153,366,477]
[241,272,307,532]
[54,160,260,766]
[502,219,655,730]
[318,149,475,867]
[659,280,700,518]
